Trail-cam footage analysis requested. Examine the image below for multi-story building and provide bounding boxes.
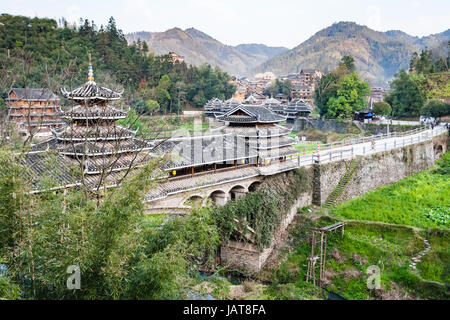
[290,84,313,102]
[168,51,185,64]
[6,88,64,138]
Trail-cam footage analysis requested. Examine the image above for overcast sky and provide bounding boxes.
[1,0,449,48]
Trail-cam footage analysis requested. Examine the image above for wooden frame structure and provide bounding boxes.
[306,222,346,287]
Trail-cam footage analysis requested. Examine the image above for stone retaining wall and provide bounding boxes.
[221,131,448,273]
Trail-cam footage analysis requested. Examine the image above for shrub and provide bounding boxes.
[212,168,310,250]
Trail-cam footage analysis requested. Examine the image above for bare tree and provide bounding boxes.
[1,50,170,204]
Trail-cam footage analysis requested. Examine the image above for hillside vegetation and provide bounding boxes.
[254,22,449,85]
[0,14,235,113]
[265,152,450,300]
[331,153,450,229]
[125,28,288,77]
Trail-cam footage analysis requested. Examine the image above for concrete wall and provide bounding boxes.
[317,141,434,205]
[318,133,448,205]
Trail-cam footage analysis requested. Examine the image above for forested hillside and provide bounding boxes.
[0,14,235,113]
[125,28,288,77]
[254,22,449,85]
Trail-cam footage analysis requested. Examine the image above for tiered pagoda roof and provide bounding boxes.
[61,105,127,120]
[53,124,137,142]
[25,57,155,191]
[61,81,123,101]
[204,98,241,118]
[204,98,223,116]
[217,105,287,124]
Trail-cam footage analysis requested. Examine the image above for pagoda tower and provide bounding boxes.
[216,104,298,166]
[51,55,153,186]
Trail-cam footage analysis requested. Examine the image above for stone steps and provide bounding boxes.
[323,158,359,209]
[409,238,431,271]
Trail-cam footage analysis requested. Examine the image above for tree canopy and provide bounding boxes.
[0,14,235,113]
[373,101,392,116]
[421,100,450,120]
[315,55,370,119]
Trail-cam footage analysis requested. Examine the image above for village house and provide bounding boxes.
[290,84,313,102]
[168,51,185,64]
[369,87,388,103]
[6,88,64,138]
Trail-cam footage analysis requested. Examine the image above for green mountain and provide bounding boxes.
[125,28,288,77]
[253,22,450,85]
[385,29,450,49]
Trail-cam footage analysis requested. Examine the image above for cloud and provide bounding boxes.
[194,0,238,22]
[65,5,81,25]
[123,0,155,20]
[366,5,382,31]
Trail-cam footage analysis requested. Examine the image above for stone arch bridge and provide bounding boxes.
[145,127,448,215]
[146,177,262,214]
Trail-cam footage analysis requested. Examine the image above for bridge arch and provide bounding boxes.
[229,185,247,200]
[248,181,262,192]
[183,195,203,207]
[208,190,228,206]
[434,143,445,159]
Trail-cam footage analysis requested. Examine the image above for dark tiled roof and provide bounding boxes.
[61,105,127,120]
[54,124,136,141]
[263,98,282,106]
[158,135,257,170]
[57,138,152,156]
[218,105,286,123]
[285,106,311,113]
[23,151,80,189]
[61,81,123,101]
[7,88,60,101]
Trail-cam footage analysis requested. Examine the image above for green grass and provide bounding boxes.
[270,215,449,300]
[269,154,450,300]
[294,142,324,155]
[330,163,450,229]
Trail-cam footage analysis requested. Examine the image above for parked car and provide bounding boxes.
[420,116,435,124]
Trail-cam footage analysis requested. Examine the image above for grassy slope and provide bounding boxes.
[267,153,450,300]
[331,169,450,229]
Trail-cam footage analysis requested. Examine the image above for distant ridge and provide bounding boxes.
[125,28,288,77]
[253,22,450,85]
